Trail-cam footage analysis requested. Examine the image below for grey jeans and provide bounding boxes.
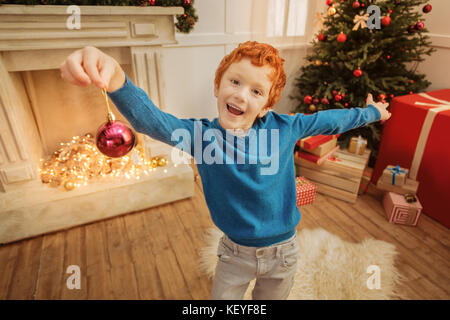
[211,232,299,300]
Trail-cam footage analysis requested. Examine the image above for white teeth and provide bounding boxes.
[227,103,242,112]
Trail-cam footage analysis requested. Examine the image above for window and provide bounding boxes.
[266,0,308,37]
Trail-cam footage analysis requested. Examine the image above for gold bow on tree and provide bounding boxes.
[353,12,369,31]
[314,12,325,30]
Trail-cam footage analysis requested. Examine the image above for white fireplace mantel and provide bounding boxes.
[0,5,194,244]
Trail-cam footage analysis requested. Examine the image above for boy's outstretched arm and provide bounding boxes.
[59,46,196,155]
[291,93,390,140]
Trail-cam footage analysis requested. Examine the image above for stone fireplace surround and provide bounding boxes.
[0,5,194,244]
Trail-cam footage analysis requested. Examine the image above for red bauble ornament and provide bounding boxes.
[337,32,347,43]
[353,68,363,77]
[423,4,432,13]
[332,90,338,96]
[148,0,156,5]
[304,95,313,104]
[313,98,320,105]
[183,0,192,7]
[352,1,360,9]
[381,16,391,27]
[334,94,342,102]
[321,98,330,105]
[318,33,326,41]
[326,0,333,6]
[415,21,425,31]
[96,120,136,158]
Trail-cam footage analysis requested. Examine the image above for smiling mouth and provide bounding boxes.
[226,103,244,116]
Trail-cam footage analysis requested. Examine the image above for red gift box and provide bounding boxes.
[383,192,423,226]
[372,89,450,228]
[295,176,316,206]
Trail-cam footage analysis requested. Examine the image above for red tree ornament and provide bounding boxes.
[318,33,326,41]
[352,1,360,9]
[381,16,391,27]
[415,21,425,31]
[304,95,313,104]
[423,4,432,13]
[337,32,347,43]
[353,68,363,77]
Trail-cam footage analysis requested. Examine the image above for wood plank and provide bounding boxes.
[0,242,20,299]
[160,204,211,299]
[299,166,360,193]
[309,179,358,203]
[142,209,192,299]
[123,211,164,299]
[6,237,43,299]
[34,232,65,299]
[104,217,139,299]
[85,221,113,299]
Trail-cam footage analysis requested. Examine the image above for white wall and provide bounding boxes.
[415,0,450,91]
[160,0,450,122]
[160,0,314,120]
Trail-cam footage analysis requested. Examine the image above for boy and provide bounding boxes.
[60,41,391,300]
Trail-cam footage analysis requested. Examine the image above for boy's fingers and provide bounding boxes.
[99,61,116,91]
[65,51,91,85]
[60,64,89,87]
[82,50,104,89]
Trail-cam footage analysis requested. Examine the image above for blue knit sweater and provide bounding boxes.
[108,73,381,247]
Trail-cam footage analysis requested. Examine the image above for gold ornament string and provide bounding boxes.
[102,88,116,122]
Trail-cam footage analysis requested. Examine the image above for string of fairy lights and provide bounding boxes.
[39,133,168,191]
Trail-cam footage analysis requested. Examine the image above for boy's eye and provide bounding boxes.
[253,89,262,95]
[231,79,239,85]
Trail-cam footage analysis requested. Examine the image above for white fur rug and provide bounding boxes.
[199,228,404,300]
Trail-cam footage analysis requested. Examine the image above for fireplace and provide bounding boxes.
[0,5,194,244]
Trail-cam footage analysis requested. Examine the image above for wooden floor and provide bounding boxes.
[0,162,449,300]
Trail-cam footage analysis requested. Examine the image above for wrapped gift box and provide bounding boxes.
[295,148,371,203]
[295,176,316,206]
[380,165,408,186]
[372,89,450,228]
[358,166,373,195]
[377,177,419,195]
[348,135,367,155]
[383,192,423,226]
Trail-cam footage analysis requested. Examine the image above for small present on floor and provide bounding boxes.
[295,176,316,207]
[376,164,419,195]
[383,192,423,226]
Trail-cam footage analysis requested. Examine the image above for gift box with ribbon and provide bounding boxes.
[295,176,316,207]
[348,135,367,155]
[372,89,450,228]
[383,192,423,226]
[380,164,408,186]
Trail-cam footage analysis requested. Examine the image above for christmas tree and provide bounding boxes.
[291,0,435,167]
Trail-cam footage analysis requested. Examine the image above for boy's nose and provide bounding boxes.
[234,87,248,103]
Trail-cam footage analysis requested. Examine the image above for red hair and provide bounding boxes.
[214,41,286,110]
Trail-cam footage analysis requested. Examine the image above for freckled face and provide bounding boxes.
[214,58,274,131]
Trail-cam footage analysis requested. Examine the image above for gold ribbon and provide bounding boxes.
[314,12,325,30]
[101,88,116,122]
[410,93,450,180]
[353,12,369,31]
